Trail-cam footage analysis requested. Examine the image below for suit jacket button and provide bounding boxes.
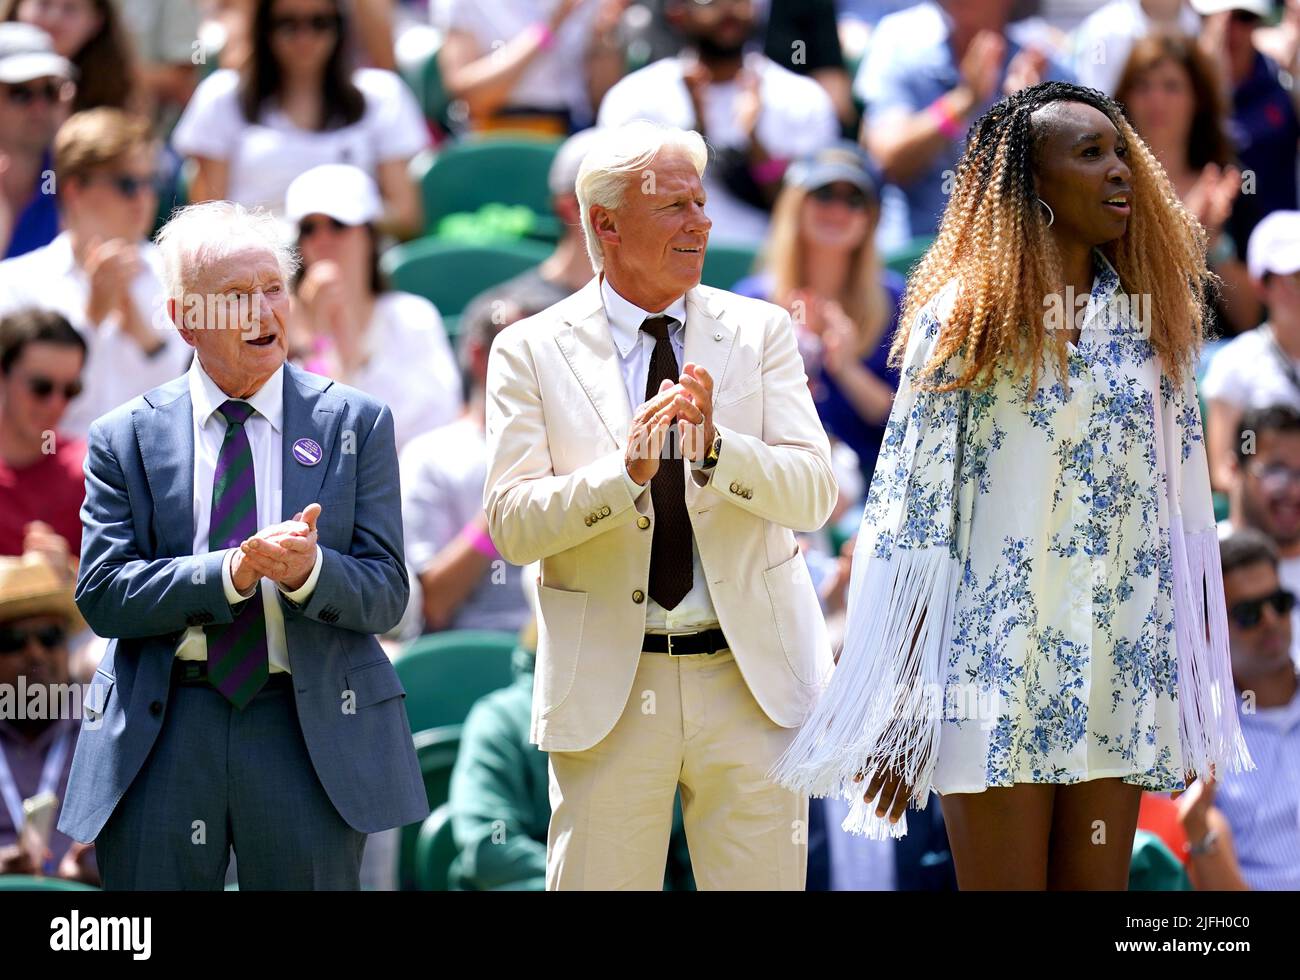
[729,481,739,494]
[637,516,650,530]
[149,701,163,717]
[600,505,611,517]
[632,589,645,604]
[584,516,593,526]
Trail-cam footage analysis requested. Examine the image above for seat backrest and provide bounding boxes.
[380,238,551,321]
[414,802,459,891]
[393,629,519,732]
[417,138,562,235]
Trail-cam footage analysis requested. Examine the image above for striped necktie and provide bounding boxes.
[204,399,269,708]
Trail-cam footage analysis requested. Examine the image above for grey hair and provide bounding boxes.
[154,201,299,306]
[576,121,709,273]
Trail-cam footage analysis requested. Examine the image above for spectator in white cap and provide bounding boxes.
[287,163,461,452]
[0,22,74,259]
[1203,210,1300,491]
[458,127,603,337]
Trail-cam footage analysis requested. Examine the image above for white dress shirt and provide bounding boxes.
[600,276,720,633]
[0,232,192,435]
[174,359,323,673]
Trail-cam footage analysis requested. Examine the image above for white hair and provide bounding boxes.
[154,200,299,305]
[575,121,709,273]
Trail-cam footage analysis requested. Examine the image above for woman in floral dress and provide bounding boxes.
[773,82,1253,889]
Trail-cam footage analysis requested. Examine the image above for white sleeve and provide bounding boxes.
[399,435,461,572]
[359,69,431,162]
[1198,340,1248,407]
[171,69,245,161]
[756,72,838,159]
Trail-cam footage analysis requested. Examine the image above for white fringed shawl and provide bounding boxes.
[771,306,1253,840]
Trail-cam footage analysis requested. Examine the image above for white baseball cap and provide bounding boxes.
[1247,210,1300,280]
[284,164,382,227]
[1189,0,1272,17]
[0,23,74,85]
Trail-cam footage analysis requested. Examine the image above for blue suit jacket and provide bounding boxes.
[57,363,428,842]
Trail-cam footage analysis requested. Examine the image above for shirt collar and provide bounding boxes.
[600,275,688,358]
[189,357,284,433]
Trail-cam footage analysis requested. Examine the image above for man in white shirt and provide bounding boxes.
[57,201,426,889]
[0,108,190,435]
[597,0,838,245]
[1203,210,1300,491]
[484,122,836,889]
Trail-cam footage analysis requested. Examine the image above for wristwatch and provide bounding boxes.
[700,433,722,469]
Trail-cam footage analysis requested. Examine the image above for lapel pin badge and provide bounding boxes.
[292,438,323,467]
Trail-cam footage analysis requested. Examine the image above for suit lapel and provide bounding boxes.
[280,365,341,520]
[683,286,737,399]
[555,278,632,447]
[133,382,194,559]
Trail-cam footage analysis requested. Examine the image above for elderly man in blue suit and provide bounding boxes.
[57,201,427,889]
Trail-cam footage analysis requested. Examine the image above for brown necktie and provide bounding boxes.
[641,315,693,609]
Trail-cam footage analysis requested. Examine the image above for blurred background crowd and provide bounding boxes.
[1,0,1299,893]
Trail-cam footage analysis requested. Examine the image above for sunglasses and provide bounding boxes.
[25,375,83,401]
[0,624,67,655]
[810,184,870,210]
[2,81,70,106]
[1247,461,1300,495]
[298,215,348,238]
[271,13,340,36]
[1228,588,1296,629]
[81,172,161,199]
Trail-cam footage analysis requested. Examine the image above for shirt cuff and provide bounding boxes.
[222,548,258,605]
[622,466,649,499]
[278,544,324,603]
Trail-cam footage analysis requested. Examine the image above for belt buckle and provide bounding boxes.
[666,630,701,656]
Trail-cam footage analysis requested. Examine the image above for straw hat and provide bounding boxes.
[0,554,83,631]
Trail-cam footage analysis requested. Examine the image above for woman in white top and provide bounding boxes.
[434,0,626,136]
[172,0,427,238]
[286,164,460,451]
[773,81,1251,889]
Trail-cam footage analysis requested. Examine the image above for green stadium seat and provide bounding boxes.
[396,724,462,890]
[701,242,759,290]
[883,235,934,279]
[413,802,459,891]
[379,238,551,343]
[0,874,97,890]
[412,138,562,238]
[393,629,519,733]
[397,34,450,131]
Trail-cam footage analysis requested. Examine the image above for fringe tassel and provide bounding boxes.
[769,544,961,840]
[1169,516,1254,777]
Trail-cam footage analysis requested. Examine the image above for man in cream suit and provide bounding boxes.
[484,121,836,890]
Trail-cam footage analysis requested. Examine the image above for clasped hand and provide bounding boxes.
[230,502,321,594]
[624,363,715,485]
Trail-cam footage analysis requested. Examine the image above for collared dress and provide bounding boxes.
[774,250,1254,839]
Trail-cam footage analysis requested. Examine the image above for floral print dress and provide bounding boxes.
[774,250,1253,839]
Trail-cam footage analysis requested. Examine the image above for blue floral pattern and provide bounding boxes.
[858,251,1198,793]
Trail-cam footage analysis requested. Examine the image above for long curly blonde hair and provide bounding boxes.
[893,81,1215,395]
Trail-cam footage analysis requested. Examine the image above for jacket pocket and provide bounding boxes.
[535,583,588,716]
[82,669,115,726]
[345,659,406,708]
[761,549,828,686]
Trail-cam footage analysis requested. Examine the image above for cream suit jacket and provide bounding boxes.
[484,276,836,753]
